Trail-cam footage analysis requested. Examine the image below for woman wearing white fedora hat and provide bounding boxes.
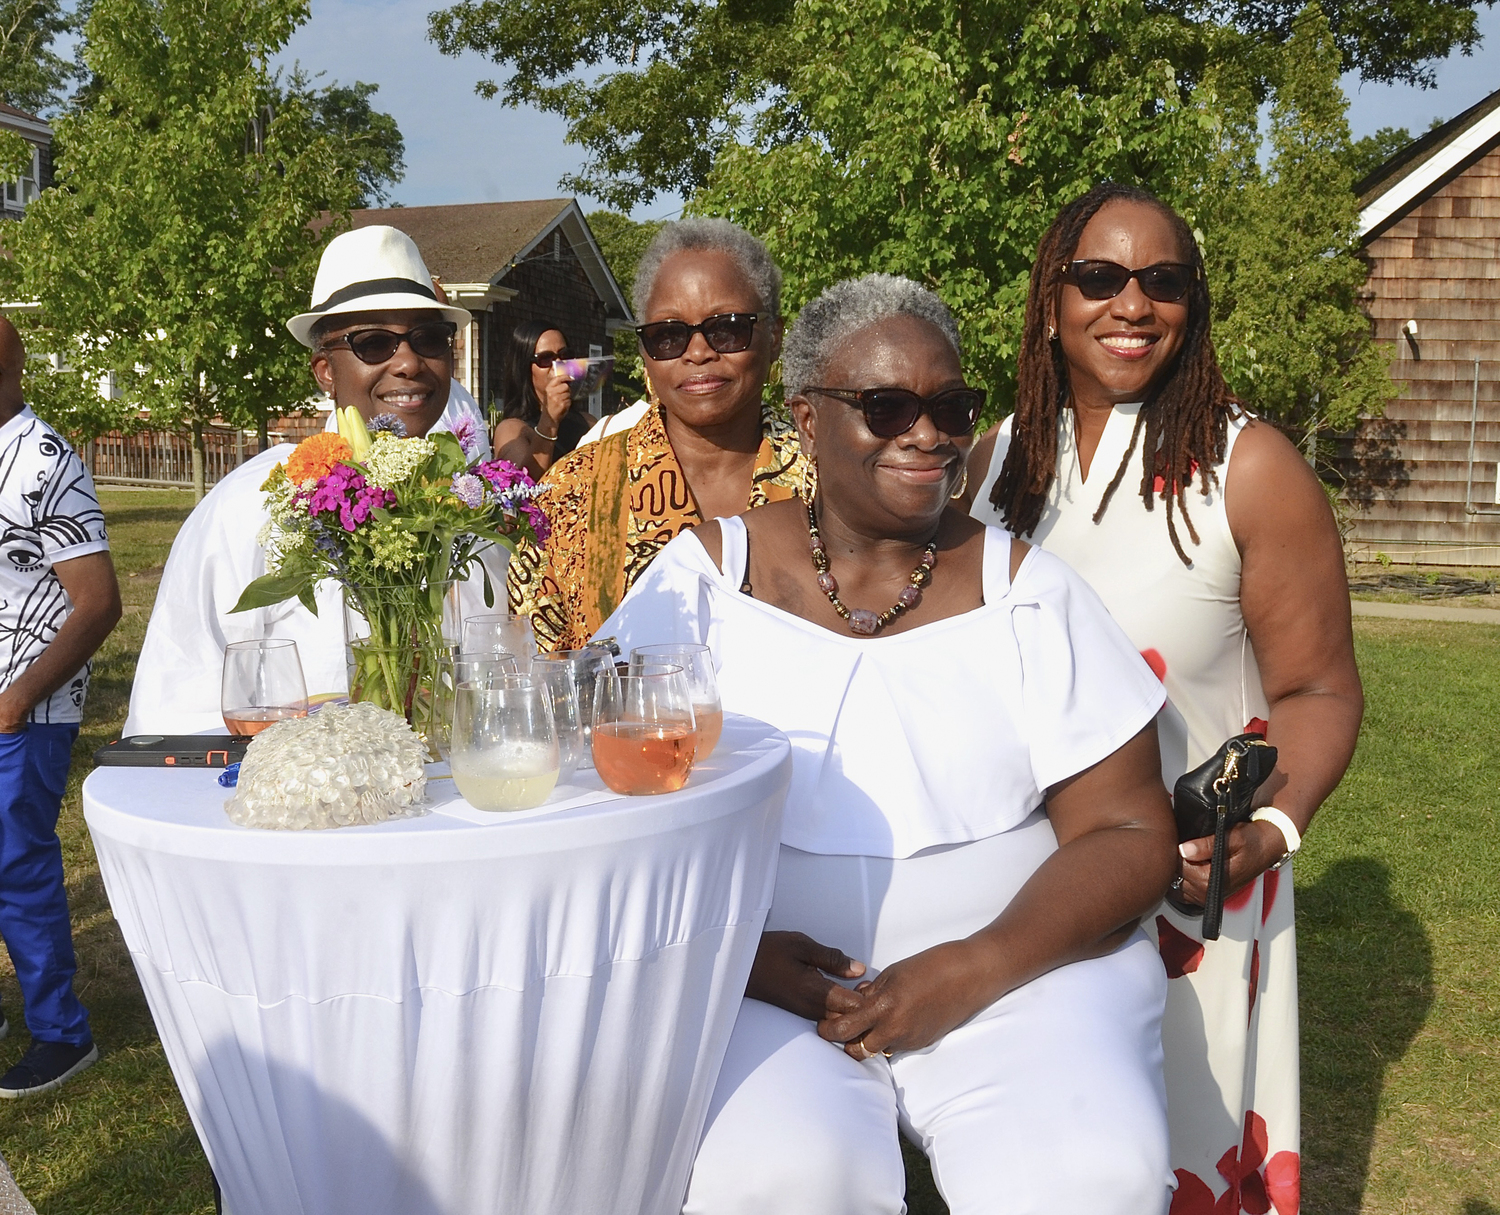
[125,226,507,735]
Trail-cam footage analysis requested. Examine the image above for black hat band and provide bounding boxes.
[312,277,439,313]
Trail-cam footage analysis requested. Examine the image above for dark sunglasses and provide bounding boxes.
[635,313,766,361]
[324,322,456,365]
[531,348,574,368]
[806,386,985,438]
[1062,260,1195,303]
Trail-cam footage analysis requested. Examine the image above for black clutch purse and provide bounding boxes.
[1170,734,1278,940]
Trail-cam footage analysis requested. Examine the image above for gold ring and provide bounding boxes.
[881,1048,893,1058]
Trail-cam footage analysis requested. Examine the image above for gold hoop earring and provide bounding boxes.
[644,373,661,409]
[1047,325,1058,342]
[799,456,818,502]
[950,465,969,500]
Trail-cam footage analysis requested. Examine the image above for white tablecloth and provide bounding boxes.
[84,714,790,1215]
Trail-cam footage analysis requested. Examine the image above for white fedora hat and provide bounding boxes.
[287,225,472,347]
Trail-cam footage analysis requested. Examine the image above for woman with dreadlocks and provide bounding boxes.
[969,183,1363,1211]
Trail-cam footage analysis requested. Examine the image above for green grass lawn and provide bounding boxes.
[0,490,1495,1213]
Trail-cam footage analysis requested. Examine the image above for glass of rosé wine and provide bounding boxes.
[591,667,697,795]
[628,644,723,760]
[221,639,309,737]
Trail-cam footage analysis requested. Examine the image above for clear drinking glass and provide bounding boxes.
[431,655,522,759]
[530,661,585,783]
[629,643,723,759]
[463,614,537,670]
[221,639,309,736]
[591,668,697,795]
[450,674,560,811]
[534,646,616,766]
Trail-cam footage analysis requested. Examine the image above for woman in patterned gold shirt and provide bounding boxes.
[508,219,806,651]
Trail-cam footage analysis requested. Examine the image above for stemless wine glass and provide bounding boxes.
[450,674,560,812]
[221,639,309,736]
[534,646,616,766]
[431,655,522,759]
[530,660,586,783]
[591,667,697,795]
[629,643,723,758]
[463,614,537,670]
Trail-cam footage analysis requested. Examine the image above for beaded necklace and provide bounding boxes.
[805,496,937,636]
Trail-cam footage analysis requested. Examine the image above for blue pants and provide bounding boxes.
[0,724,89,1046]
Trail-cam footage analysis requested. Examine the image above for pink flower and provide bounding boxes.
[307,464,395,532]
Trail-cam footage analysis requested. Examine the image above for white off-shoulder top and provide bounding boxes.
[596,517,1164,859]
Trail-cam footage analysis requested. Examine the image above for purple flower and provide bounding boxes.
[367,413,407,438]
[476,458,536,494]
[450,472,485,508]
[450,416,480,457]
[307,465,396,532]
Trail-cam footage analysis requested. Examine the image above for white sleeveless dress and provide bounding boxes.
[972,404,1301,1215]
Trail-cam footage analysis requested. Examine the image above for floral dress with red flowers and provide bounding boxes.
[973,402,1300,1215]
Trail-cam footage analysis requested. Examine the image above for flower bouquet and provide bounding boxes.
[233,408,548,750]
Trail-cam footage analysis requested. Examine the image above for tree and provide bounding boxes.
[587,208,661,401]
[1202,5,1393,442]
[697,0,1217,411]
[0,0,73,114]
[1344,125,1415,184]
[0,0,376,499]
[427,0,1490,210]
[272,71,407,207]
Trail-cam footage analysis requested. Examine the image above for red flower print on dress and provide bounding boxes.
[1226,870,1259,913]
[1248,940,1260,1022]
[1153,456,1202,496]
[1261,866,1280,925]
[1156,915,1204,978]
[1208,1112,1300,1214]
[1141,648,1168,681]
[1243,717,1268,737]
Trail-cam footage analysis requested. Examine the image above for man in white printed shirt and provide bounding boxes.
[0,317,121,1098]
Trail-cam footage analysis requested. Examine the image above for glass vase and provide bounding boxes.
[343,581,460,758]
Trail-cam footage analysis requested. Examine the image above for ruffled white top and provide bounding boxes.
[597,517,1165,859]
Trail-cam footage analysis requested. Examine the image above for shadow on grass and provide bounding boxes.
[1299,857,1433,1214]
[1463,1201,1499,1215]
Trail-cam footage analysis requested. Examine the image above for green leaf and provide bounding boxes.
[230,571,317,614]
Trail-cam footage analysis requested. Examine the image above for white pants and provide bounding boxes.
[683,815,1172,1215]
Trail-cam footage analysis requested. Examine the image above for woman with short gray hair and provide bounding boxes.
[507,217,806,650]
[598,273,1177,1213]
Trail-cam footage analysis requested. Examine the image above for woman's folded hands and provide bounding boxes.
[745,931,993,1061]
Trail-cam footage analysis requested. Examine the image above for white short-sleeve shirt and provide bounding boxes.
[0,407,111,724]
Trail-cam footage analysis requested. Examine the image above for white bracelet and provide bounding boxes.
[1249,807,1302,869]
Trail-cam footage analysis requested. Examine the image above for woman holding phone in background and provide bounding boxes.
[493,320,598,479]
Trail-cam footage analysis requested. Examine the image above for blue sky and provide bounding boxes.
[275,0,1500,218]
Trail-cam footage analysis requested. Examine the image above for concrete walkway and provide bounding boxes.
[1351,599,1500,624]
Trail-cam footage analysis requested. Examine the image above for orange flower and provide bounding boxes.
[286,433,352,484]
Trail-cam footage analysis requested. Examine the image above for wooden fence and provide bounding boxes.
[83,413,328,489]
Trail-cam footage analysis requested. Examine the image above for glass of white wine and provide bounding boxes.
[629,644,723,759]
[221,639,309,737]
[450,674,560,811]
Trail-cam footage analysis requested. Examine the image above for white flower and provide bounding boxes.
[362,433,436,489]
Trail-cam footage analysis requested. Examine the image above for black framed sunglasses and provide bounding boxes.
[323,322,457,365]
[531,347,574,368]
[635,313,766,361]
[806,386,986,438]
[1062,260,1195,303]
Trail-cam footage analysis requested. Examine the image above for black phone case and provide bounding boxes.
[93,734,250,768]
